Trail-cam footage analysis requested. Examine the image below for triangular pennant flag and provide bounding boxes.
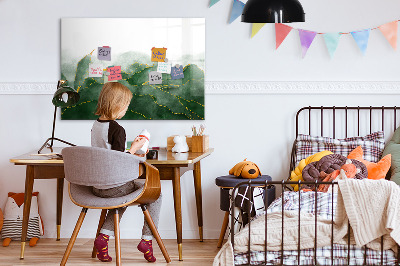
[209,0,220,7]
[298,29,317,58]
[229,0,245,24]
[275,23,293,49]
[323,33,341,58]
[378,21,398,50]
[251,23,266,38]
[351,29,370,55]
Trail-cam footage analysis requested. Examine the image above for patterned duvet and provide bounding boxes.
[234,191,397,265]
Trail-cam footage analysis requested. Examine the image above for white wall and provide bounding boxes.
[1,0,400,240]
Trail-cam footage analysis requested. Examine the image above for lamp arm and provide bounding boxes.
[50,105,57,148]
[37,105,75,154]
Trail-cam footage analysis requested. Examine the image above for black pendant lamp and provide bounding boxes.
[242,0,305,23]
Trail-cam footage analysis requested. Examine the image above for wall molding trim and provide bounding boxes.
[1,81,400,95]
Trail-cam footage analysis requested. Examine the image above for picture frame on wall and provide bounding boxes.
[61,18,205,120]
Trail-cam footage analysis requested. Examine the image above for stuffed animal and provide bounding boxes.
[172,135,189,153]
[229,159,261,179]
[1,192,44,247]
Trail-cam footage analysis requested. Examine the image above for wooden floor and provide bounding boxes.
[0,239,221,265]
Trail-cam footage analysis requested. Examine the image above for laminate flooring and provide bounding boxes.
[0,239,222,265]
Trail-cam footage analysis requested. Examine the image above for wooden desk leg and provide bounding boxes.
[172,167,183,261]
[20,165,35,259]
[193,161,204,242]
[56,178,64,241]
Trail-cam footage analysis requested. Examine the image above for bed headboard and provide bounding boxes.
[290,106,400,179]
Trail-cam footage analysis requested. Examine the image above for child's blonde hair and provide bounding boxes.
[95,82,133,120]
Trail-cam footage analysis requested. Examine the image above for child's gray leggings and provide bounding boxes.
[92,179,162,240]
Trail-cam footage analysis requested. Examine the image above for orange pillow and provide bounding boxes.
[347,146,391,180]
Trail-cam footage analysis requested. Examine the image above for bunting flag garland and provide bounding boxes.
[251,23,266,38]
[351,29,370,55]
[209,0,220,7]
[275,23,293,49]
[229,0,245,24]
[323,33,341,58]
[378,21,398,50]
[207,3,400,58]
[298,29,317,58]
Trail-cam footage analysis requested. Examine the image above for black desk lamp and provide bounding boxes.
[241,0,305,23]
[38,80,80,154]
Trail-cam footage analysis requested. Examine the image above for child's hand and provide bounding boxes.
[129,137,147,155]
[134,148,149,157]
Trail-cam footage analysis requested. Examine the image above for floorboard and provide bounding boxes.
[0,239,222,265]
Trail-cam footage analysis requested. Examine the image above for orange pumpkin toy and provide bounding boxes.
[229,159,261,179]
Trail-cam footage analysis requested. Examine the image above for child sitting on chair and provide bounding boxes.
[91,82,162,263]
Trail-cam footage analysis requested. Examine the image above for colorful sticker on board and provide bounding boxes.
[89,64,103,77]
[157,62,172,74]
[149,71,162,85]
[98,46,111,61]
[107,66,122,81]
[151,47,167,62]
[171,65,184,80]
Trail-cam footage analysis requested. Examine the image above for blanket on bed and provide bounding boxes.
[335,178,399,251]
[213,179,400,266]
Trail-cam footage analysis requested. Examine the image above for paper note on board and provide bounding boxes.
[151,47,167,62]
[98,46,111,61]
[171,65,184,80]
[157,62,171,74]
[149,71,162,85]
[89,64,103,77]
[107,66,122,81]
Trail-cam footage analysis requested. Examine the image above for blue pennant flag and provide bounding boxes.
[323,33,341,58]
[209,0,221,7]
[351,29,371,55]
[229,0,245,23]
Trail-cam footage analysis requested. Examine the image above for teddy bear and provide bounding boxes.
[1,192,44,247]
[229,159,261,179]
[172,135,189,153]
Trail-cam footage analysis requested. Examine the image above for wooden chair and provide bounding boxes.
[60,146,171,265]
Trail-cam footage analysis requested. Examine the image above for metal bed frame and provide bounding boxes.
[230,106,400,266]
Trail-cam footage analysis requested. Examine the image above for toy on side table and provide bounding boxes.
[172,135,189,153]
[229,159,261,179]
[1,192,44,247]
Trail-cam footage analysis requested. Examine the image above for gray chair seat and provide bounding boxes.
[69,180,145,208]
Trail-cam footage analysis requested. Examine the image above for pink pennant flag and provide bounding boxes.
[378,21,398,50]
[298,29,318,58]
[275,23,293,49]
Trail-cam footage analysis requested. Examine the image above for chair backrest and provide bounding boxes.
[62,146,145,187]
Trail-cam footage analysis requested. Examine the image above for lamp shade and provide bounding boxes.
[52,85,80,108]
[241,0,305,23]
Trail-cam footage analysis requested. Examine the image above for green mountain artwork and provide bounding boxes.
[61,51,204,120]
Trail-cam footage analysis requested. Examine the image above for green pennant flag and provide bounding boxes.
[323,33,341,58]
[209,0,220,7]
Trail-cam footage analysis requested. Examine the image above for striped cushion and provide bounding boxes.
[1,217,41,240]
[295,131,385,167]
